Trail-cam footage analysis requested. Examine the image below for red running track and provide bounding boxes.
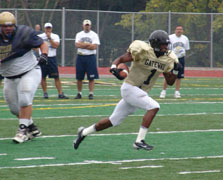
[59,67,223,77]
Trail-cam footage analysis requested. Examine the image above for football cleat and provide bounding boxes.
[88,94,94,100]
[13,126,30,144]
[43,92,48,99]
[160,91,166,98]
[133,140,154,151]
[174,91,181,98]
[28,124,42,138]
[74,93,82,99]
[73,127,86,149]
[58,93,69,99]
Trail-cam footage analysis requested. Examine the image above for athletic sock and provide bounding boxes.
[19,119,30,129]
[82,124,96,136]
[136,126,148,142]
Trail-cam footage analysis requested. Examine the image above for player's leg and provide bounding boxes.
[4,78,20,116]
[160,78,168,98]
[121,82,160,150]
[75,55,85,99]
[14,67,42,143]
[73,98,137,149]
[40,63,48,98]
[86,55,99,99]
[174,57,185,98]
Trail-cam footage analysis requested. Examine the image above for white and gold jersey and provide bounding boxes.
[125,40,178,93]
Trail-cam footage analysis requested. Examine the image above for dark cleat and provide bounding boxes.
[58,93,69,99]
[73,127,86,149]
[43,92,48,99]
[28,124,42,137]
[74,93,82,99]
[88,94,94,100]
[133,140,153,151]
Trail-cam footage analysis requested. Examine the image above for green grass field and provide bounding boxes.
[0,76,223,180]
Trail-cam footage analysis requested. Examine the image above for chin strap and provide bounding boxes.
[154,50,165,57]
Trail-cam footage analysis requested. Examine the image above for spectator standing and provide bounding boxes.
[38,22,69,99]
[160,26,190,98]
[35,24,43,35]
[74,19,100,100]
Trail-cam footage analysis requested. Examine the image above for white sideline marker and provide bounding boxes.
[15,157,55,161]
[120,165,163,170]
[179,170,221,175]
[0,153,7,156]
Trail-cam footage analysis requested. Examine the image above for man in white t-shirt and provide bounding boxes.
[74,19,100,100]
[38,23,68,99]
[160,26,190,98]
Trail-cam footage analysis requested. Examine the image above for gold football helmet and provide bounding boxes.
[0,11,16,25]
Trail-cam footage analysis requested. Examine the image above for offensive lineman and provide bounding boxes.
[73,30,181,151]
[0,11,48,143]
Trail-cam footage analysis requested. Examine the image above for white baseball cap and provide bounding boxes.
[83,19,91,26]
[44,22,53,28]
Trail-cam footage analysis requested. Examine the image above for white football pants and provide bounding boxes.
[109,82,160,126]
[3,66,41,116]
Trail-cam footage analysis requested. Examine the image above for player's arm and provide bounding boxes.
[37,41,49,65]
[163,62,182,85]
[111,52,133,66]
[110,52,133,80]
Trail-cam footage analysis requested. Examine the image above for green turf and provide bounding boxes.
[0,77,223,180]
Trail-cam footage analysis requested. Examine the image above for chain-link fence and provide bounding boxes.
[1,8,223,68]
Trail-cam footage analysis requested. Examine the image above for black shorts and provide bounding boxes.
[177,57,185,79]
[0,74,4,80]
[40,56,59,78]
[76,54,99,80]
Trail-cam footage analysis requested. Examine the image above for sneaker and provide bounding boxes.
[28,124,42,137]
[133,140,153,151]
[73,127,86,149]
[174,91,181,98]
[58,93,69,99]
[12,125,30,144]
[160,91,166,98]
[43,92,48,99]
[88,94,94,100]
[74,93,82,99]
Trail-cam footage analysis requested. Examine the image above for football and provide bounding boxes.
[117,63,129,79]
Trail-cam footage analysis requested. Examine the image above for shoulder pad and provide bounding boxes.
[127,40,150,60]
[168,51,179,63]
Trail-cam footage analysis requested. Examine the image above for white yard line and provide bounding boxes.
[0,153,7,156]
[0,155,223,170]
[119,165,163,169]
[15,157,55,161]
[179,170,221,175]
[1,112,223,121]
[0,129,223,141]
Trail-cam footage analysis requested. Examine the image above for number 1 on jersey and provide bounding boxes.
[144,69,157,85]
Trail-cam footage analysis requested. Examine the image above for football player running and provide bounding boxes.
[73,30,181,151]
[0,12,48,143]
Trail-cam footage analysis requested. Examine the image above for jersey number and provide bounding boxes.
[143,69,157,85]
